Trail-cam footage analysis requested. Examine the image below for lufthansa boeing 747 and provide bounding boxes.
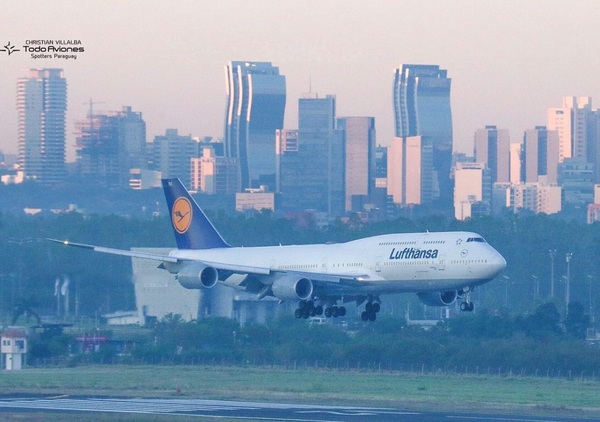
[50,178,506,321]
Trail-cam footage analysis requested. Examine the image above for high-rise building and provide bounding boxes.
[547,96,594,163]
[118,106,147,184]
[387,136,433,206]
[151,129,200,187]
[275,129,298,198]
[337,117,376,211]
[17,68,67,184]
[474,125,510,183]
[510,143,522,184]
[393,64,453,203]
[277,95,345,216]
[453,162,491,220]
[75,113,120,186]
[75,106,146,187]
[522,126,560,184]
[190,148,238,194]
[558,158,595,205]
[512,183,562,215]
[224,61,286,191]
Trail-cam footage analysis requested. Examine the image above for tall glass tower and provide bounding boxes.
[17,68,67,184]
[277,95,345,216]
[393,64,452,204]
[224,61,286,191]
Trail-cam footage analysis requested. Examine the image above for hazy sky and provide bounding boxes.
[1,0,600,161]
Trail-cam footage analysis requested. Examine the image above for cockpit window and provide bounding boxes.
[466,237,486,243]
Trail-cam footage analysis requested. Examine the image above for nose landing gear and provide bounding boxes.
[458,288,474,312]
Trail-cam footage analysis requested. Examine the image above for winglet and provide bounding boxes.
[162,178,231,250]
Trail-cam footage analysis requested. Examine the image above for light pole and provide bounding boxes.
[502,275,510,308]
[587,275,594,324]
[565,253,572,314]
[532,275,539,303]
[549,249,557,299]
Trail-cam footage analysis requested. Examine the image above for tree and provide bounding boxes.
[565,302,590,339]
[516,302,562,340]
[11,295,41,326]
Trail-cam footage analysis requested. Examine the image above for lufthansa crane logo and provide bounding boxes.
[172,197,192,234]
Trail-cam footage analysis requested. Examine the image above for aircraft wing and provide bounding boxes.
[47,239,180,263]
[47,238,271,275]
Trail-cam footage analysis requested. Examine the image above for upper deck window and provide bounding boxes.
[466,237,486,243]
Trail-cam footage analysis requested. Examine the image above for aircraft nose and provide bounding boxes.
[491,249,507,275]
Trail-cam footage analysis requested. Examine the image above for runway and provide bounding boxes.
[0,395,597,421]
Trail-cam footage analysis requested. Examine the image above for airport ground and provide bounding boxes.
[1,364,600,421]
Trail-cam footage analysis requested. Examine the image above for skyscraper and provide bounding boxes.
[393,64,453,203]
[277,95,345,216]
[224,61,286,191]
[75,106,146,187]
[337,117,376,211]
[522,126,560,184]
[474,125,510,183]
[387,136,433,206]
[151,129,200,186]
[118,106,147,185]
[547,96,593,163]
[17,68,67,184]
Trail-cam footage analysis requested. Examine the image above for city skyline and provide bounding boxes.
[2,1,600,162]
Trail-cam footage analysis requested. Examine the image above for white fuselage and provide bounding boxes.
[170,231,506,295]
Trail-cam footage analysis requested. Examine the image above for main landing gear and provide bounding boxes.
[294,300,346,319]
[361,301,381,321]
[459,289,474,312]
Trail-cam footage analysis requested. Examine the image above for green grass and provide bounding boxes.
[2,365,600,418]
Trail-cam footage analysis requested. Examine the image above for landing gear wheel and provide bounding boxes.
[315,305,323,316]
[324,307,332,318]
[460,301,475,312]
[338,306,346,317]
[294,309,302,319]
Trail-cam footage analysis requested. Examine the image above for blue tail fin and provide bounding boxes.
[162,178,230,250]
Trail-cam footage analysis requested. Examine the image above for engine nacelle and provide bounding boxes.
[417,290,458,307]
[177,263,218,289]
[271,276,313,301]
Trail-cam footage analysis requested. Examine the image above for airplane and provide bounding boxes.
[50,178,507,321]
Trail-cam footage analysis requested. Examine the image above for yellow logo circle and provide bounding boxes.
[172,197,192,234]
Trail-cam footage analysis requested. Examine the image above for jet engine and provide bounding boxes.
[177,263,219,289]
[271,275,313,301]
[417,290,458,307]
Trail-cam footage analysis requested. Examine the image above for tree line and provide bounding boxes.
[26,306,600,377]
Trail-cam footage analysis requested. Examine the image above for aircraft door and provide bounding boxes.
[438,254,446,271]
[375,256,382,273]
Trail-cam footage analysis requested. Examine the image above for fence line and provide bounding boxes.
[24,356,600,383]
